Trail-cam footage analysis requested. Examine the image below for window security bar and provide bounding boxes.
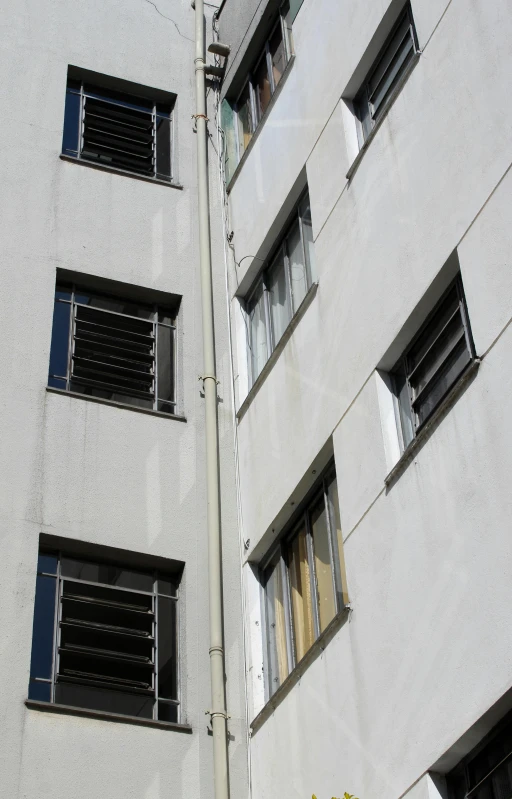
[48,285,177,415]
[62,80,173,181]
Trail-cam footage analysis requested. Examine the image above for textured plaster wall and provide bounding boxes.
[222,0,512,797]
[0,1,247,798]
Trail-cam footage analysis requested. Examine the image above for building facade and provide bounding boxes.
[1,0,512,798]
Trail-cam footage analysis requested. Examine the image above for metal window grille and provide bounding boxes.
[246,191,315,384]
[354,4,418,143]
[234,3,293,158]
[48,284,177,415]
[260,465,348,699]
[62,80,173,181]
[447,710,512,799]
[392,275,475,449]
[28,550,181,724]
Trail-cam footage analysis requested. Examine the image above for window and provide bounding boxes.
[62,78,173,181]
[221,3,293,181]
[246,191,315,384]
[48,282,178,415]
[354,4,418,144]
[28,548,181,723]
[392,275,475,450]
[447,709,512,799]
[261,467,348,698]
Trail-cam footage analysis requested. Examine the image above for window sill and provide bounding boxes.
[250,605,350,736]
[226,55,296,193]
[46,386,187,422]
[25,699,192,733]
[236,281,318,422]
[385,358,481,489]
[345,52,420,183]
[59,154,184,190]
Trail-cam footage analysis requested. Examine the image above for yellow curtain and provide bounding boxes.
[289,527,315,661]
[274,565,288,683]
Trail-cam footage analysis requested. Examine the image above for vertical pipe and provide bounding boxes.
[194,2,230,799]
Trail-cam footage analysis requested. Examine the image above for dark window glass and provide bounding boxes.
[254,52,272,120]
[447,713,512,799]
[28,549,181,722]
[157,597,177,699]
[158,701,178,723]
[48,283,178,415]
[30,575,57,680]
[38,551,58,574]
[392,274,475,448]
[61,79,173,181]
[269,23,286,88]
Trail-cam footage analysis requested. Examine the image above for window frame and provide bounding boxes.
[28,549,182,724]
[353,3,419,146]
[48,283,179,416]
[62,79,174,183]
[260,464,347,700]
[245,190,314,385]
[233,4,293,160]
[391,274,476,450]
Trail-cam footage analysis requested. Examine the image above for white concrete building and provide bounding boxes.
[2,0,512,798]
[217,0,512,798]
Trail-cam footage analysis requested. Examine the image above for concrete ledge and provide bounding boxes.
[385,358,481,490]
[46,386,187,423]
[59,154,184,190]
[226,55,296,193]
[236,281,318,422]
[345,53,421,183]
[25,700,193,733]
[250,606,350,735]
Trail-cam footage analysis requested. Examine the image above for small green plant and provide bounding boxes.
[312,794,360,799]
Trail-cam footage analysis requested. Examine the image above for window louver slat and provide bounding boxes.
[82,96,155,175]
[72,305,155,400]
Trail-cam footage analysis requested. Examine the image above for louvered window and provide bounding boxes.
[354,4,418,143]
[48,283,177,415]
[62,79,173,181]
[392,274,476,449]
[28,549,181,723]
[447,710,512,799]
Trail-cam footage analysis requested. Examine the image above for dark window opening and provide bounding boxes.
[392,274,475,449]
[62,79,173,181]
[447,710,512,799]
[28,549,181,723]
[48,282,178,415]
[354,4,418,143]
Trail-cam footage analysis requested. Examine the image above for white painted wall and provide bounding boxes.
[218,0,512,796]
[0,1,247,797]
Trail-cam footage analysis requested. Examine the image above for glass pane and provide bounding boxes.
[299,196,316,281]
[286,221,308,311]
[254,52,272,120]
[158,701,178,723]
[157,324,174,405]
[415,338,471,427]
[265,555,289,695]
[310,499,336,632]
[157,597,177,699]
[237,83,254,154]
[407,285,459,373]
[288,526,315,662]
[157,576,177,597]
[269,23,286,88]
[55,285,72,301]
[62,88,81,156]
[49,299,71,379]
[60,557,154,592]
[30,574,57,679]
[55,683,154,718]
[155,115,171,180]
[327,474,349,607]
[38,551,58,575]
[28,680,52,702]
[247,283,268,382]
[394,366,414,449]
[268,249,291,346]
